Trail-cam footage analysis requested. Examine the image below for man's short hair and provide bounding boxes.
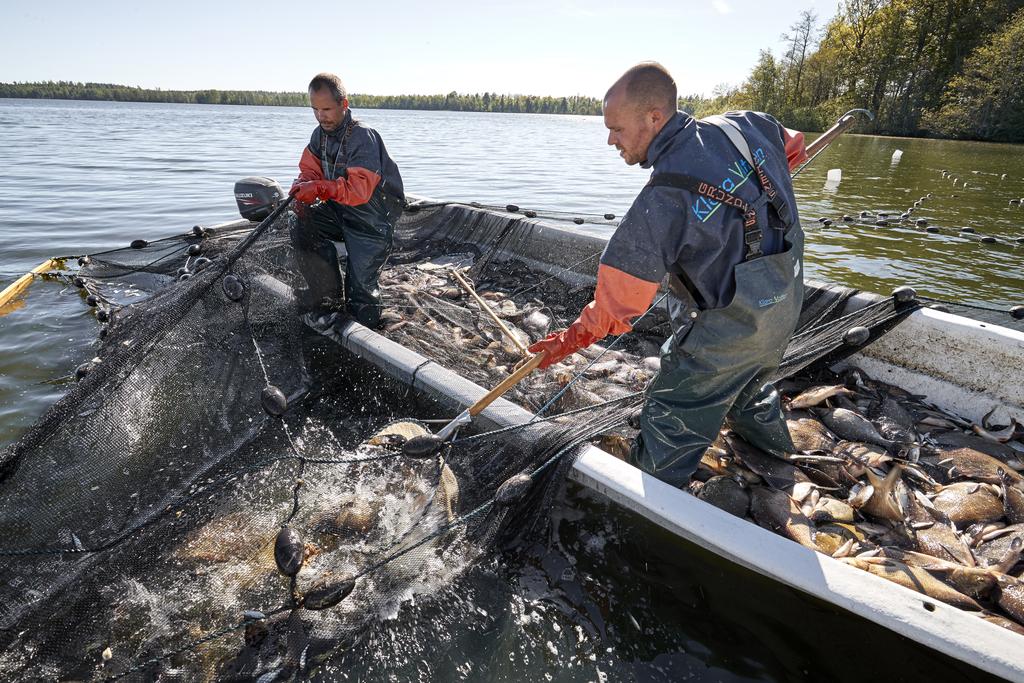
[610,62,677,115]
[309,73,347,103]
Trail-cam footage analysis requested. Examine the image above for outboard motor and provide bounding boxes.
[234,176,285,221]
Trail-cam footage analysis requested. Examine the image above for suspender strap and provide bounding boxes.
[646,117,794,261]
[647,172,765,260]
[705,115,791,225]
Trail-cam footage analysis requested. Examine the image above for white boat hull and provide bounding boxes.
[258,198,1024,680]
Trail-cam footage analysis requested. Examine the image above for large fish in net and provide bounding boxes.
[0,188,924,680]
[0,200,638,681]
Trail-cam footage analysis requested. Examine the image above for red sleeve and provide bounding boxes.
[298,147,322,182]
[575,264,660,339]
[330,167,381,206]
[783,127,808,171]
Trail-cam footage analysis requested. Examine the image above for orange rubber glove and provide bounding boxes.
[529,325,600,369]
[290,180,336,204]
[528,264,659,369]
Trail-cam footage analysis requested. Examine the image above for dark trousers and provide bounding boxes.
[290,194,400,329]
[630,230,805,488]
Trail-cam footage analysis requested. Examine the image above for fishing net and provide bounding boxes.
[0,199,917,681]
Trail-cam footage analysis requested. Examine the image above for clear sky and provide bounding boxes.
[0,0,839,98]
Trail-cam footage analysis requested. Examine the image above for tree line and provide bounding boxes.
[4,1,1023,142]
[685,0,1024,142]
[0,82,602,115]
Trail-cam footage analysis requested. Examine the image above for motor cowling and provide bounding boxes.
[234,176,285,221]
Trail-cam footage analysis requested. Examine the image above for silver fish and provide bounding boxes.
[820,408,894,450]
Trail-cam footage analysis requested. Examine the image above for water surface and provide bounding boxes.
[0,99,1021,681]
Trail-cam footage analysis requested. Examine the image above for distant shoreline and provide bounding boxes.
[0,82,604,116]
[7,82,1023,145]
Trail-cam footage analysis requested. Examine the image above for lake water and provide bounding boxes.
[0,99,1020,681]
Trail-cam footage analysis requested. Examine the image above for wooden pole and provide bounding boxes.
[0,258,62,315]
[450,269,530,356]
[468,352,545,416]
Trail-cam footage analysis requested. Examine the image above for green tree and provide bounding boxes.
[922,6,1024,140]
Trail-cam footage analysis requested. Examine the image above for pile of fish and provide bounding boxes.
[377,257,661,415]
[694,367,1024,636]
[375,257,1024,637]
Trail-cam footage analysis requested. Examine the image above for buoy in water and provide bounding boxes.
[303,575,356,610]
[506,204,520,213]
[96,309,109,323]
[875,219,889,227]
[524,210,537,218]
[187,244,202,256]
[1011,199,1021,206]
[1010,306,1024,320]
[130,239,148,249]
[261,386,287,416]
[573,217,585,225]
[222,274,245,302]
[192,225,208,237]
[495,473,534,506]
[961,227,976,234]
[900,213,909,220]
[925,226,940,233]
[860,211,871,218]
[78,256,90,266]
[822,219,832,226]
[86,294,99,307]
[843,326,871,346]
[274,527,304,577]
[981,236,997,244]
[842,215,853,222]
[604,213,616,220]
[72,276,85,288]
[916,219,928,227]
[818,217,827,223]
[892,286,917,304]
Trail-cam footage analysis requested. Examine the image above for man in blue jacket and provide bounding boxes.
[289,72,405,329]
[529,62,809,488]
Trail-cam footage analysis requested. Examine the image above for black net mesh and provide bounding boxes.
[0,200,919,680]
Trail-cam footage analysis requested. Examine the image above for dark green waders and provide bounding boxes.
[630,115,805,488]
[630,228,804,488]
[290,192,402,329]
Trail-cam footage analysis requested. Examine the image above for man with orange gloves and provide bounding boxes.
[529,62,809,488]
[290,72,405,329]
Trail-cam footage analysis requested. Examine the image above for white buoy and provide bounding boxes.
[823,168,842,192]
[891,149,903,164]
